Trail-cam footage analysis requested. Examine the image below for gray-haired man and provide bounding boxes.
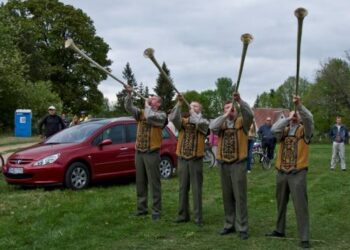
[125,86,167,220]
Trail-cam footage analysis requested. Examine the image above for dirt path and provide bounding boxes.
[0,142,38,161]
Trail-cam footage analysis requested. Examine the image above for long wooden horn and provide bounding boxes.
[144,48,191,108]
[65,38,146,100]
[235,33,253,92]
[294,8,308,100]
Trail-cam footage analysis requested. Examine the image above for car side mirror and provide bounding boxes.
[99,139,112,148]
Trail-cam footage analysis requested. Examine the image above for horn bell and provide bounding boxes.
[241,33,254,45]
[294,7,308,19]
[65,38,74,49]
[144,48,155,58]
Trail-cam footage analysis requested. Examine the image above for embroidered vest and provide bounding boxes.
[136,111,162,152]
[176,118,206,159]
[216,117,248,163]
[276,125,309,172]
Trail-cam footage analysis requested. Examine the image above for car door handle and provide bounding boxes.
[120,147,128,151]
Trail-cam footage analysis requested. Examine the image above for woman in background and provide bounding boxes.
[69,115,80,127]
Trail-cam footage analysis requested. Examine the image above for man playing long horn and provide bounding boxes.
[124,86,167,220]
[169,95,209,227]
[209,92,253,240]
[266,96,313,249]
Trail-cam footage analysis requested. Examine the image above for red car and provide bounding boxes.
[2,117,177,189]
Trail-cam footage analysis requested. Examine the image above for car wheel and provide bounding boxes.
[65,162,90,190]
[159,156,173,179]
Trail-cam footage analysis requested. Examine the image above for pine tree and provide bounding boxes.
[136,82,145,108]
[115,62,138,114]
[153,62,175,112]
[254,95,260,108]
[145,86,150,97]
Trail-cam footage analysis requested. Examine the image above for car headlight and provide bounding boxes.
[33,153,61,166]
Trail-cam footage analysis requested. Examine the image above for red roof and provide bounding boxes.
[252,108,290,128]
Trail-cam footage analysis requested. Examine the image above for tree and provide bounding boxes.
[136,82,146,108]
[144,86,150,97]
[199,89,218,118]
[0,6,27,130]
[304,58,350,134]
[115,63,139,115]
[274,77,311,109]
[180,89,222,119]
[153,62,175,112]
[95,98,115,118]
[253,95,260,108]
[1,0,111,114]
[215,77,234,104]
[20,81,63,132]
[0,5,64,131]
[182,90,201,113]
[180,78,235,119]
[254,77,311,109]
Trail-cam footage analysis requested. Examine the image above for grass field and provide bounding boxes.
[0,135,40,147]
[0,144,349,249]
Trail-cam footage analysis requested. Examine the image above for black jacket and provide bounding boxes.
[258,124,275,139]
[38,115,66,137]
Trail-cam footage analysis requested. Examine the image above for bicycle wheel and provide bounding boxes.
[203,149,216,168]
[262,156,272,170]
[0,154,4,169]
[252,152,262,165]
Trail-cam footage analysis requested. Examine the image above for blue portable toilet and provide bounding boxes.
[15,109,32,137]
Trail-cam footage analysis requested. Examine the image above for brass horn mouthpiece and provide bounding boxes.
[294,7,308,19]
[65,38,74,49]
[144,48,155,58]
[241,33,253,45]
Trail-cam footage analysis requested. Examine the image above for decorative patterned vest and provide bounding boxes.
[216,117,248,163]
[275,125,309,172]
[136,111,162,152]
[176,118,206,159]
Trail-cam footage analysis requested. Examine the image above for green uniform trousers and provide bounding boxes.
[275,169,309,242]
[177,157,203,224]
[135,150,161,216]
[219,160,248,232]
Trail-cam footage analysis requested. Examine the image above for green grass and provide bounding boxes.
[0,144,349,249]
[0,135,40,147]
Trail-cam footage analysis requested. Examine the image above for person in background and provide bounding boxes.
[165,109,178,137]
[124,86,167,221]
[247,119,257,173]
[38,106,66,139]
[79,111,89,122]
[167,120,177,137]
[329,115,348,171]
[69,115,80,127]
[208,129,219,166]
[266,96,314,249]
[258,117,276,160]
[61,113,70,128]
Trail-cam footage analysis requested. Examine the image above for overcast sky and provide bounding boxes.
[40,1,350,105]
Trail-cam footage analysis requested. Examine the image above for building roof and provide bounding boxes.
[252,108,290,128]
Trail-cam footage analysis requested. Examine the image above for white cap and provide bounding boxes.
[48,106,56,110]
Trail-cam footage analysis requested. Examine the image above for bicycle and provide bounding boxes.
[251,141,272,170]
[203,139,216,168]
[0,153,4,170]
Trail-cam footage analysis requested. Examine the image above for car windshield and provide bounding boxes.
[45,122,106,144]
